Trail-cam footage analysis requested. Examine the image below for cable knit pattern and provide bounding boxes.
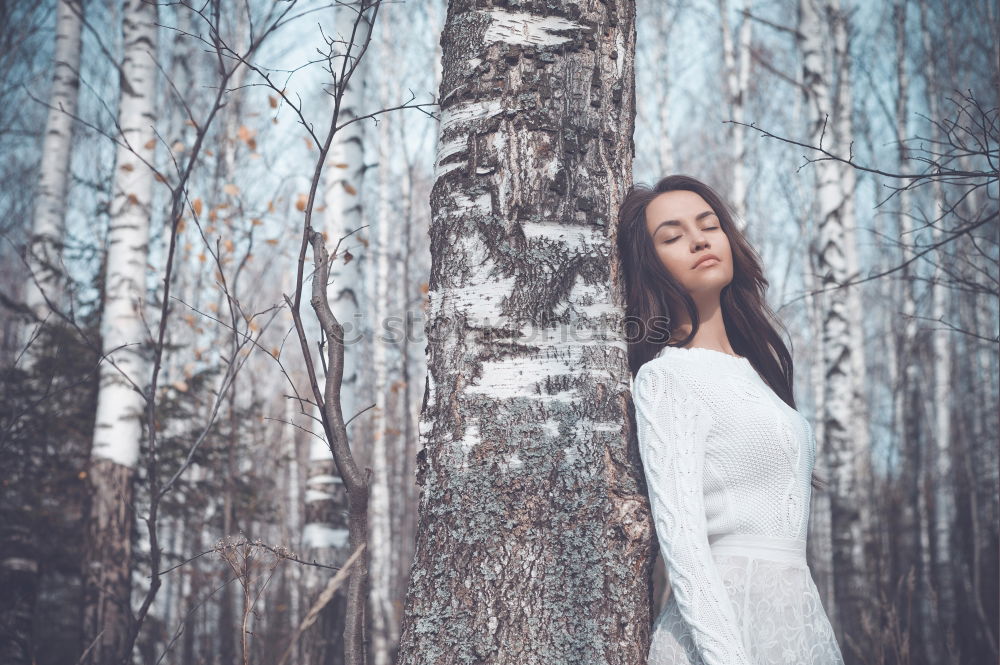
[633,345,845,665]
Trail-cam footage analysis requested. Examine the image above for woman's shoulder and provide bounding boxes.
[633,353,694,397]
[635,345,749,396]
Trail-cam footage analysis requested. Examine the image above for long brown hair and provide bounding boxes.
[617,174,825,489]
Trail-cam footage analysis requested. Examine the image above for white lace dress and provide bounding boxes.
[632,345,845,665]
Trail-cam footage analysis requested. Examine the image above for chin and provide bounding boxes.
[685,275,733,294]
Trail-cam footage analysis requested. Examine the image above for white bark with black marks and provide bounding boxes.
[83,1,158,662]
[397,2,644,663]
[798,0,869,658]
[21,0,82,338]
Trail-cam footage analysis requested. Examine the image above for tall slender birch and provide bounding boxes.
[303,4,374,664]
[918,0,957,644]
[830,0,873,577]
[369,14,398,662]
[21,0,83,344]
[798,0,868,657]
[396,3,640,662]
[889,2,939,658]
[322,0,372,440]
[82,1,158,662]
[718,0,752,226]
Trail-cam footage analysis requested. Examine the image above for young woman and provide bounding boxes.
[617,175,845,665]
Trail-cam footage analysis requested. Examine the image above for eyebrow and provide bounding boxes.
[653,210,717,235]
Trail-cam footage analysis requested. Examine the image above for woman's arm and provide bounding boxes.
[633,359,753,665]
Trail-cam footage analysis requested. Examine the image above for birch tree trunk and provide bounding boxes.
[369,15,399,663]
[718,0,751,226]
[830,2,875,634]
[889,2,940,660]
[2,5,84,663]
[792,43,838,630]
[323,0,371,434]
[82,1,158,662]
[396,3,642,663]
[886,5,931,660]
[641,0,679,178]
[797,0,868,659]
[303,3,374,663]
[917,0,958,652]
[20,0,83,346]
[303,400,351,665]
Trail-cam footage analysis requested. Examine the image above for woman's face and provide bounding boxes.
[644,189,734,296]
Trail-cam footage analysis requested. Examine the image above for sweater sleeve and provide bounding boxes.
[633,360,753,665]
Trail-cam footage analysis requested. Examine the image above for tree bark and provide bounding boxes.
[20,0,83,341]
[396,2,644,663]
[82,1,159,662]
[304,3,374,661]
[718,0,752,226]
[797,0,869,660]
[369,11,407,663]
[917,0,958,653]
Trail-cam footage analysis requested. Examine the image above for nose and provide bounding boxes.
[691,229,710,250]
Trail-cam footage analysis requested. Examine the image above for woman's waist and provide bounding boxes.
[708,533,807,566]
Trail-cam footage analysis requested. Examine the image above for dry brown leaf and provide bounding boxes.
[223,183,240,196]
[192,198,203,216]
[120,163,135,172]
[295,194,308,212]
[144,139,157,150]
[265,238,279,246]
[268,95,278,108]
[224,238,234,253]
[342,182,357,195]
[172,141,185,153]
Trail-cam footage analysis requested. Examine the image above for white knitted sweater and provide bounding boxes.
[633,345,843,665]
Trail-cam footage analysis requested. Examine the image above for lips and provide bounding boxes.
[692,253,721,269]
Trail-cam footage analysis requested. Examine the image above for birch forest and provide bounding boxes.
[0,1,996,664]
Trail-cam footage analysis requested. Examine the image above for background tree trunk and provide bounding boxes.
[20,0,82,342]
[797,0,869,660]
[718,0,752,226]
[82,1,159,662]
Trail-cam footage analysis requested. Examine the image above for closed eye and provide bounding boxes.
[663,226,719,243]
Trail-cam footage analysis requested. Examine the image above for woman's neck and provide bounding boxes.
[671,298,737,355]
